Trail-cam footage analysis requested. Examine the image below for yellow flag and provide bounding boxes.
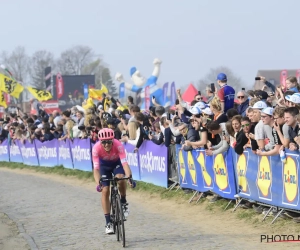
[27,87,52,101]
[0,74,24,98]
[89,84,108,99]
[0,92,7,108]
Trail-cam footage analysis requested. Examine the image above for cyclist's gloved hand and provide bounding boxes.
[97,177,104,192]
[128,175,136,188]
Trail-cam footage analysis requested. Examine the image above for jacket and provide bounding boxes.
[237,99,249,117]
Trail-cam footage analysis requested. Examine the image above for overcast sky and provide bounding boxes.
[2,0,300,89]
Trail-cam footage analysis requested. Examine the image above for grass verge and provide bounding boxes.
[1,161,299,231]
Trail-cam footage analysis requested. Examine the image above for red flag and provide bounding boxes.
[4,93,10,104]
[296,70,300,84]
[56,73,64,99]
[145,86,150,110]
[280,70,288,91]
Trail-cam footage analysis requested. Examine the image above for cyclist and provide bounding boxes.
[92,128,133,234]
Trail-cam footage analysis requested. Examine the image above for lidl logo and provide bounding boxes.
[283,156,298,203]
[197,151,212,187]
[237,153,249,194]
[187,151,197,186]
[214,154,228,191]
[257,156,272,199]
[178,150,187,184]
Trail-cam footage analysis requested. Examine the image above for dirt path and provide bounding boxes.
[0,167,299,250]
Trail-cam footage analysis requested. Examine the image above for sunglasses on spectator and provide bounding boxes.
[101,140,113,145]
[241,123,250,128]
[237,96,245,99]
[260,115,268,119]
[196,97,202,101]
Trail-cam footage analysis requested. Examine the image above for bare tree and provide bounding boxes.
[198,66,243,92]
[0,46,29,83]
[57,45,95,75]
[30,50,55,89]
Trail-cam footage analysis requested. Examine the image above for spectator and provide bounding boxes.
[237,90,249,117]
[216,73,235,113]
[272,106,290,148]
[149,122,164,145]
[286,76,299,93]
[231,115,248,155]
[184,116,208,149]
[178,122,200,151]
[206,85,215,103]
[134,112,149,150]
[257,107,282,156]
[106,118,121,140]
[127,96,134,105]
[206,122,229,156]
[226,108,239,121]
[52,110,61,127]
[76,111,85,127]
[284,107,300,151]
[60,110,75,140]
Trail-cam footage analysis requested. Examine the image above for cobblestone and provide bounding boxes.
[0,170,278,249]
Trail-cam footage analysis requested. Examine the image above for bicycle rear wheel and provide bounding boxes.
[116,195,126,247]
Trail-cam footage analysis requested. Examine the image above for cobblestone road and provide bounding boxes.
[0,170,287,250]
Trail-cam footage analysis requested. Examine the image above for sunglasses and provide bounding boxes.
[101,140,113,145]
[237,96,245,99]
[260,115,268,119]
[241,123,250,128]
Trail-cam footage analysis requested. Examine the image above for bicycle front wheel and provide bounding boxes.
[116,195,126,247]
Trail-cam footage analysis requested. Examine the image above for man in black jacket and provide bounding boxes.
[177,122,200,151]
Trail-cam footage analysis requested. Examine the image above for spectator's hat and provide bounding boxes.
[216,73,227,81]
[97,105,103,111]
[290,93,300,104]
[189,106,202,115]
[202,107,213,116]
[76,105,85,113]
[252,101,267,110]
[261,107,274,116]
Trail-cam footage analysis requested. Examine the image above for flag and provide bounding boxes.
[145,86,150,110]
[83,83,89,99]
[296,70,300,84]
[27,87,52,101]
[0,92,7,108]
[170,82,176,106]
[280,70,287,91]
[162,82,169,105]
[56,73,64,99]
[0,74,24,98]
[89,83,108,99]
[119,83,125,99]
[0,65,14,79]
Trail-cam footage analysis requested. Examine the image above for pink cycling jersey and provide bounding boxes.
[92,139,128,170]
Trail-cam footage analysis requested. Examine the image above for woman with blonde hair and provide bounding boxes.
[120,121,140,147]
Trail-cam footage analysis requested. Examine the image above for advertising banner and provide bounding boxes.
[233,149,300,210]
[0,139,10,162]
[9,141,23,163]
[139,141,168,188]
[35,139,58,167]
[123,142,140,180]
[58,139,73,169]
[18,140,39,166]
[70,138,92,171]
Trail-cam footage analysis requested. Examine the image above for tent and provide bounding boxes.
[181,83,207,103]
[181,83,198,102]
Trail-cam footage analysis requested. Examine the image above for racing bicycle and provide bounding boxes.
[100,175,135,248]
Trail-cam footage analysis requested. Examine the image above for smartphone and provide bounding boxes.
[167,113,171,120]
[152,96,155,99]
[255,77,261,81]
[242,88,245,91]
[175,111,178,116]
[198,91,201,95]
[210,83,215,93]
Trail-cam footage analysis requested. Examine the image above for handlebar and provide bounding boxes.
[100,176,132,182]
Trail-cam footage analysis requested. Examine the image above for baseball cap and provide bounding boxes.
[202,107,213,116]
[216,73,227,81]
[290,93,300,104]
[261,107,274,116]
[194,101,207,110]
[189,106,202,115]
[252,101,267,110]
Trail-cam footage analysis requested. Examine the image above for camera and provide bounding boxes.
[167,113,171,120]
[255,77,261,81]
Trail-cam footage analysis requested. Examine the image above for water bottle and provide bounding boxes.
[280,149,286,164]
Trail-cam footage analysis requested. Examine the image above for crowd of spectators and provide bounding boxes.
[2,72,300,221]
